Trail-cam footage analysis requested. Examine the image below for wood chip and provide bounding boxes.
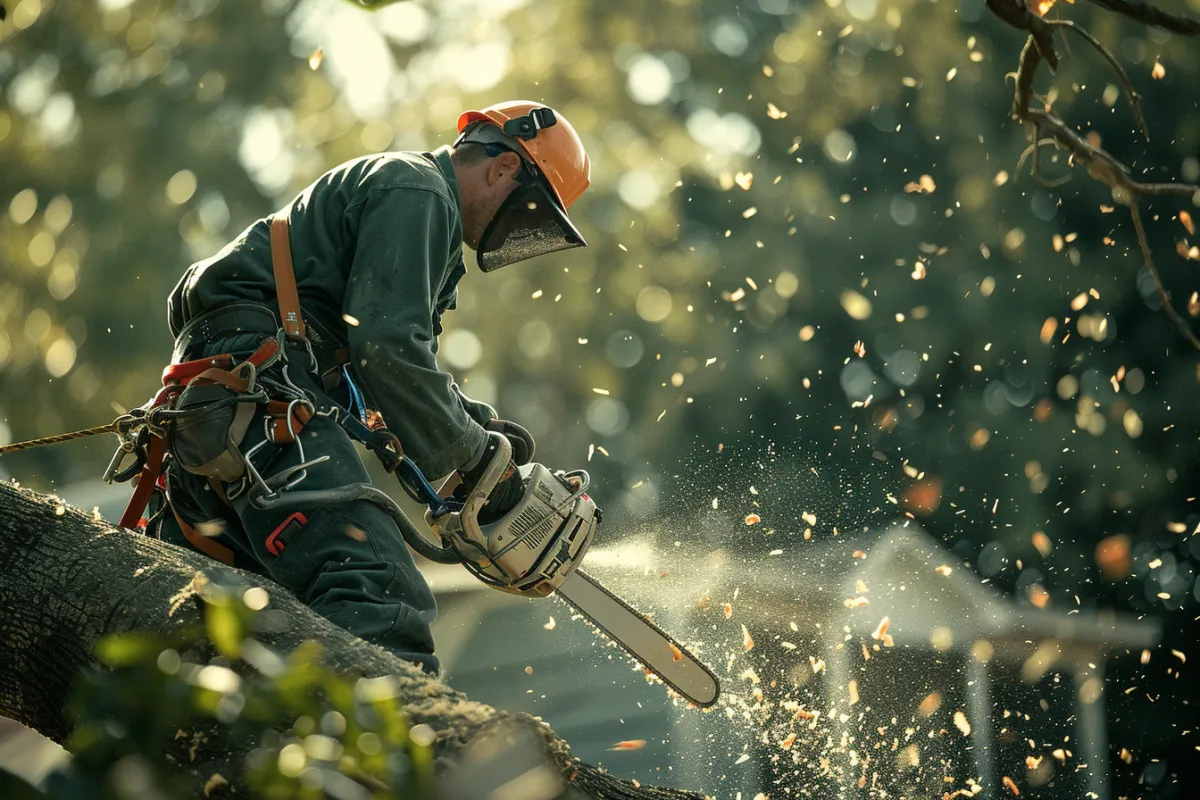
[917,691,942,718]
[609,740,646,751]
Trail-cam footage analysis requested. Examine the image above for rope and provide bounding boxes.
[0,422,123,455]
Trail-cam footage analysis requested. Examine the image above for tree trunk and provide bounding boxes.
[0,480,703,800]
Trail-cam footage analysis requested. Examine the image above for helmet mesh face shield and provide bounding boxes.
[476,170,586,272]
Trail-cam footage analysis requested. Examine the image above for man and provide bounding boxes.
[150,101,591,674]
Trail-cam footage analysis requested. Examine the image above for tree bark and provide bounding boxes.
[0,480,702,800]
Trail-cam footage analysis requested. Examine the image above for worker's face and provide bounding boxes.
[460,150,523,251]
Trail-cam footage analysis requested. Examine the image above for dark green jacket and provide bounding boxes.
[167,147,489,478]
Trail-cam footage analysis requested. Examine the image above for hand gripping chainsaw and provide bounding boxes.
[409,432,720,707]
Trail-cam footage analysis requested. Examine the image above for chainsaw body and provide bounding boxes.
[426,435,599,597]
[419,432,719,707]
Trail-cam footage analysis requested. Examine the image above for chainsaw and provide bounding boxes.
[240,420,719,707]
[409,432,720,708]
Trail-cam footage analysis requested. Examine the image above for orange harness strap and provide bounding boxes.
[171,502,236,565]
[121,218,308,554]
[265,401,313,443]
[270,212,306,341]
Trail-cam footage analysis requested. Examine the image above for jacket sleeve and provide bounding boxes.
[452,381,498,427]
[342,186,488,479]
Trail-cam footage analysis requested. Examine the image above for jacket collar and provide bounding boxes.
[430,145,461,213]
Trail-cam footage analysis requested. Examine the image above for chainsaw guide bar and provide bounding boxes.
[556,569,720,707]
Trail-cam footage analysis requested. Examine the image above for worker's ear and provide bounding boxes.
[486,151,523,186]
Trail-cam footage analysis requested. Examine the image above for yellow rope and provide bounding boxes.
[0,422,121,455]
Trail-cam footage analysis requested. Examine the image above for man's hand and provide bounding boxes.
[457,436,525,524]
[485,419,535,466]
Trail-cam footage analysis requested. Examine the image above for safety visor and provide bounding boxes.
[477,164,586,272]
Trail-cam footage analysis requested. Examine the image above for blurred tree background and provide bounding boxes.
[1,0,1198,795]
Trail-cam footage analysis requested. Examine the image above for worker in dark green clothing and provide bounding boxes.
[150,101,592,673]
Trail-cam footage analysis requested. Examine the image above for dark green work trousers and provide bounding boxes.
[152,332,439,674]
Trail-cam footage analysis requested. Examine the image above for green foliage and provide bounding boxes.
[39,585,434,800]
[344,0,404,9]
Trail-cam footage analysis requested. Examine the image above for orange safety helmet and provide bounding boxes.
[455,101,591,271]
[458,101,591,208]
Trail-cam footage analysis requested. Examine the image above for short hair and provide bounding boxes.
[450,142,492,167]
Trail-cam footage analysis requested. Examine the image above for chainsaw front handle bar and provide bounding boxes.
[458,431,514,545]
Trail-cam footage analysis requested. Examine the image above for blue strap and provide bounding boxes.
[342,365,368,425]
[328,400,452,518]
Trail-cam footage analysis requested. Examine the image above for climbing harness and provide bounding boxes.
[0,208,452,566]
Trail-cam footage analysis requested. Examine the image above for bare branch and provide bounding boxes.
[990,5,1200,349]
[1023,107,1198,201]
[1015,134,1060,178]
[1029,131,1074,188]
[1048,20,1149,141]
[1129,203,1200,350]
[1081,0,1200,37]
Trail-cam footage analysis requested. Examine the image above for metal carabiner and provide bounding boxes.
[277,327,319,376]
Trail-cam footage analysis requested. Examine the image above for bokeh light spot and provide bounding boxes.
[45,336,77,378]
[9,189,38,225]
[626,54,673,105]
[441,329,483,371]
[166,170,198,205]
[636,286,673,322]
[823,129,856,164]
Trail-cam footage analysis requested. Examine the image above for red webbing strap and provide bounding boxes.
[244,336,281,368]
[162,355,234,385]
[189,367,251,394]
[171,502,235,565]
[270,211,306,341]
[118,434,166,530]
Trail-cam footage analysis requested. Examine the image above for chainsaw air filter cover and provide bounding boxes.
[458,462,599,597]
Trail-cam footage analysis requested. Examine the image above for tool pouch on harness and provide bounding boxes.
[168,377,257,482]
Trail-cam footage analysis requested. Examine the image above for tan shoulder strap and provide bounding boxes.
[270,211,306,341]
